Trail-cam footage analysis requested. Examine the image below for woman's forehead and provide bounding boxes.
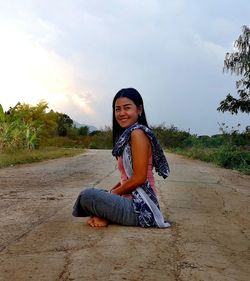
[115,97,135,107]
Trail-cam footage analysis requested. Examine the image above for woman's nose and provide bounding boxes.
[119,109,125,116]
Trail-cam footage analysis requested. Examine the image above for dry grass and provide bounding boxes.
[0,147,85,168]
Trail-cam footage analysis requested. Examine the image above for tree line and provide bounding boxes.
[0,99,248,151]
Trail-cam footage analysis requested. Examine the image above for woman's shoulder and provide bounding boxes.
[131,127,147,137]
[131,124,153,136]
[131,128,151,145]
[130,123,151,133]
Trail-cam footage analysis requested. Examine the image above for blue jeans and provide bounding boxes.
[73,188,139,226]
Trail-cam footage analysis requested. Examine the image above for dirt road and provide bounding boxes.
[0,150,249,281]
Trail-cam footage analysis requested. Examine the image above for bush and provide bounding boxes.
[213,146,250,173]
[152,124,191,148]
[41,136,85,148]
[175,145,250,175]
[174,147,215,162]
[89,142,97,149]
[87,127,112,149]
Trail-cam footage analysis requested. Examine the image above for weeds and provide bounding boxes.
[0,147,85,168]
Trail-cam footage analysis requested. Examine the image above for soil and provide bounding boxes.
[0,150,249,281]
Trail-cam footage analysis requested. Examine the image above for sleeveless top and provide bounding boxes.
[117,155,156,197]
[112,123,170,228]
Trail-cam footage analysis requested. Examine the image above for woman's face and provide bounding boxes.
[114,97,142,128]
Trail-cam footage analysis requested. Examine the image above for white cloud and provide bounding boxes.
[0,0,249,134]
[0,23,96,122]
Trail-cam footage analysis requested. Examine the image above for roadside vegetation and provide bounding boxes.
[0,102,249,174]
[168,124,250,175]
[0,147,85,168]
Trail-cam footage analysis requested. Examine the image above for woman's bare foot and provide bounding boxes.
[86,217,95,226]
[87,216,108,227]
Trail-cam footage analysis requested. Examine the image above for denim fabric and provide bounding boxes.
[74,188,139,226]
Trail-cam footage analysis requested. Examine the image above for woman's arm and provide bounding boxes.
[111,129,151,195]
[110,182,121,191]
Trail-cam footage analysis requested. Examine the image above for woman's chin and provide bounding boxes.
[118,122,129,128]
[118,120,137,128]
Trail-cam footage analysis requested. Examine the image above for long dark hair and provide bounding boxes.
[112,88,149,146]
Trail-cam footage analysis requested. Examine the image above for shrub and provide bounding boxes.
[151,124,191,148]
[213,146,250,172]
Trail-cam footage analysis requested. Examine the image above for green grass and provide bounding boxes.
[0,147,85,168]
[173,146,250,175]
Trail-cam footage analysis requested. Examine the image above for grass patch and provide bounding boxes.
[173,146,250,175]
[0,147,85,168]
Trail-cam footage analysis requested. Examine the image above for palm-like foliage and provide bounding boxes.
[0,101,57,151]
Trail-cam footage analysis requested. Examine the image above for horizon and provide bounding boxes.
[0,1,249,136]
[1,99,248,137]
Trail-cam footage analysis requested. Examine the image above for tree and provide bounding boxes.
[217,25,250,114]
[56,113,73,136]
[78,126,89,136]
[0,101,57,150]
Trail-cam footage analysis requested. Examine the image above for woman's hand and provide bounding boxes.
[110,182,121,192]
[110,188,120,195]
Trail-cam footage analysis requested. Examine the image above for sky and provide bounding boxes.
[0,0,249,136]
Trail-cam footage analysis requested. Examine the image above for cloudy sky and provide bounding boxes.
[0,0,249,135]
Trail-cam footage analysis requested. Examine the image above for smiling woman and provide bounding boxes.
[73,88,171,228]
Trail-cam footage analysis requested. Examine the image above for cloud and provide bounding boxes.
[0,22,97,122]
[0,0,249,134]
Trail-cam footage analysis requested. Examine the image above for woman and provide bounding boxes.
[72,88,170,228]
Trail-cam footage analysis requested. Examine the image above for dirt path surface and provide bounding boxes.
[0,150,249,281]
